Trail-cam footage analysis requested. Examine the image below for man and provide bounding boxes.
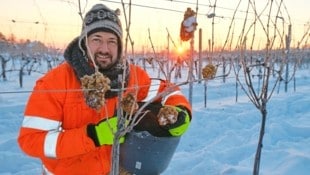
[18,3,191,175]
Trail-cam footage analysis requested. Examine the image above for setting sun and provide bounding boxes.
[176,46,184,55]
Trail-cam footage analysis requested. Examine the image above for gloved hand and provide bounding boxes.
[86,117,125,146]
[157,106,191,136]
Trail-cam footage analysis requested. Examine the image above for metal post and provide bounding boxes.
[188,37,194,105]
[198,28,202,83]
[284,24,291,92]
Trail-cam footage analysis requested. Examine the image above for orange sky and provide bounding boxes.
[0,0,309,52]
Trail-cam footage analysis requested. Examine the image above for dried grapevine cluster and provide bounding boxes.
[80,72,111,111]
[202,64,217,79]
[157,106,178,126]
[121,93,138,114]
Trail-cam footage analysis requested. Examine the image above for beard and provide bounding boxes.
[94,52,117,70]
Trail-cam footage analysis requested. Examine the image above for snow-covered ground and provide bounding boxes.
[0,62,309,175]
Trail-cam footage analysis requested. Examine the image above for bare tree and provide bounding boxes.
[230,1,295,174]
[0,54,10,81]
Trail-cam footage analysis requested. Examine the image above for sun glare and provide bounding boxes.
[176,46,184,55]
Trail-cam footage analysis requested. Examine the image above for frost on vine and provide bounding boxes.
[202,64,217,79]
[157,105,178,126]
[80,72,111,111]
[121,93,139,114]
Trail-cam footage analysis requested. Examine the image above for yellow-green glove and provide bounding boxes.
[158,106,191,137]
[87,117,125,146]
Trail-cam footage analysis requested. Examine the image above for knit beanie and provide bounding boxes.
[79,4,123,55]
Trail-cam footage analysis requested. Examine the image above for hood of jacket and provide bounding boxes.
[63,37,129,99]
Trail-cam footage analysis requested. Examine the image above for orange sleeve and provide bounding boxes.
[18,64,96,160]
[158,80,192,118]
[126,64,151,101]
[126,64,192,117]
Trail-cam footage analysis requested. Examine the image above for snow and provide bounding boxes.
[0,62,309,175]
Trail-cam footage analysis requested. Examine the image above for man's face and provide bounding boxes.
[86,31,119,70]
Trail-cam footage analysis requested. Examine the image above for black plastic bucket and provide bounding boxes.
[120,130,181,175]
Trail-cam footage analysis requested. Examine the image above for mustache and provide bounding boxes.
[95,52,111,58]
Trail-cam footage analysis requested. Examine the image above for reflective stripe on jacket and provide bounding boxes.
[18,62,191,175]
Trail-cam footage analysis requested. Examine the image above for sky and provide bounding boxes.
[0,0,309,51]
[0,52,309,174]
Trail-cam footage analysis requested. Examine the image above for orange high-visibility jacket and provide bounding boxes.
[18,62,191,175]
